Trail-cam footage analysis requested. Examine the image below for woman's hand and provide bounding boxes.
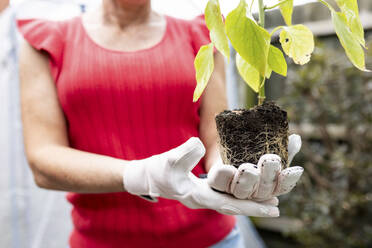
[207,134,304,201]
[123,137,280,217]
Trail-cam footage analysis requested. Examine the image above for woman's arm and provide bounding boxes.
[19,41,127,193]
[199,52,228,172]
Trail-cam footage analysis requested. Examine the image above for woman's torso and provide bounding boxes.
[17,14,236,248]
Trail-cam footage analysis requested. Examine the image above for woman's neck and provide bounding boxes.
[102,0,152,29]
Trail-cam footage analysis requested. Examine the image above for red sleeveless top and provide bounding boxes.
[17,15,236,248]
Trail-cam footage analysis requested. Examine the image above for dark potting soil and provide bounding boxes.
[215,101,288,168]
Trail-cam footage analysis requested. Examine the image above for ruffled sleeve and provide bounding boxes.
[189,15,215,56]
[17,19,64,80]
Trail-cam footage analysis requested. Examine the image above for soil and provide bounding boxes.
[215,101,288,168]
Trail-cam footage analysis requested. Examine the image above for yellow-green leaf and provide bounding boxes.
[265,67,272,79]
[268,45,287,76]
[193,43,215,102]
[332,11,368,71]
[205,0,230,60]
[226,0,271,77]
[236,53,260,93]
[279,25,314,65]
[335,0,365,47]
[279,0,293,26]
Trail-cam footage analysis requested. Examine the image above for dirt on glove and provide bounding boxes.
[215,101,288,168]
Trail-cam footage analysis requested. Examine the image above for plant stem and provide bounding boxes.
[250,0,255,14]
[258,76,266,105]
[264,0,291,10]
[258,0,265,27]
[257,0,266,104]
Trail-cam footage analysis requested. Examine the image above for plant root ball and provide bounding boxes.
[215,101,289,168]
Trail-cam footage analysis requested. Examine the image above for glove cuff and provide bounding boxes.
[123,160,151,196]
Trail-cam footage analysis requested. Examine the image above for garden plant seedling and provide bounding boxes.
[193,0,368,168]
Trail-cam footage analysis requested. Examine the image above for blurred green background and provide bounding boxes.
[235,2,372,247]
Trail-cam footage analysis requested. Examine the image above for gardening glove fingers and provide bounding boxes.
[189,174,280,217]
[258,197,279,206]
[274,166,304,196]
[288,134,302,166]
[145,137,207,201]
[253,154,281,201]
[123,137,281,217]
[166,137,206,173]
[123,136,278,217]
[215,201,279,217]
[229,163,260,199]
[123,137,205,200]
[207,160,237,193]
[265,134,303,197]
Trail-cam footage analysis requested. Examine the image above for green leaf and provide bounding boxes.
[265,67,272,79]
[193,43,215,102]
[205,0,230,60]
[335,0,365,47]
[268,45,287,76]
[279,0,293,26]
[226,0,271,76]
[332,11,368,71]
[236,53,260,93]
[279,25,314,65]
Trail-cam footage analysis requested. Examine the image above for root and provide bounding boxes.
[216,102,289,168]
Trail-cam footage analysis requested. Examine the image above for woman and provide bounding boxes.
[18,0,302,247]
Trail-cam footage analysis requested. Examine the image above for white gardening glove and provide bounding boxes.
[207,134,304,201]
[123,137,280,217]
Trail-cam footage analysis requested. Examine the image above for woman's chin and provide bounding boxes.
[116,0,150,5]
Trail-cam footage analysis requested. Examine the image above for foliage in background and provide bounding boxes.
[278,35,372,247]
[193,0,367,104]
